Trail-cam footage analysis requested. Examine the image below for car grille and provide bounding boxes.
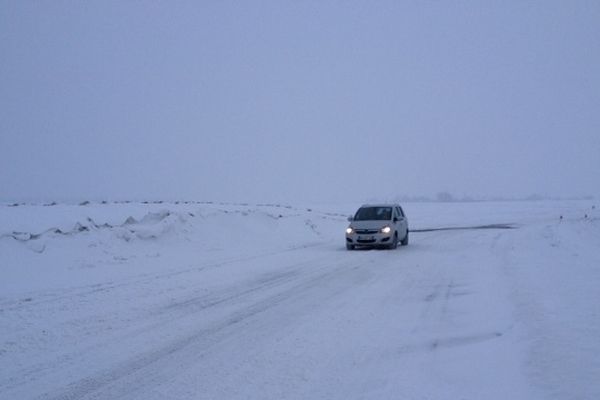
[355,229,378,235]
[357,238,376,243]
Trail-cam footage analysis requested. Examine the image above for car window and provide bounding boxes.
[354,207,392,221]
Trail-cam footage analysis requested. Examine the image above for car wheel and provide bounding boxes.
[346,243,355,250]
[401,230,409,246]
[388,233,398,249]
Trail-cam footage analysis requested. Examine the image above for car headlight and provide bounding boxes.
[381,226,391,234]
[346,227,354,234]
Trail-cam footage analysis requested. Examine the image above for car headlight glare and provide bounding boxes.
[346,227,354,234]
[381,226,392,234]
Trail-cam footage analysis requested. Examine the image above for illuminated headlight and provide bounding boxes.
[346,227,354,235]
[381,226,392,234]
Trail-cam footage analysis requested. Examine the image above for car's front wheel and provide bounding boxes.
[401,230,409,246]
[388,233,398,249]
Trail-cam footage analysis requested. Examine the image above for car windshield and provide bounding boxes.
[354,207,392,221]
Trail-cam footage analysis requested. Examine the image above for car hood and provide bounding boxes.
[349,220,390,230]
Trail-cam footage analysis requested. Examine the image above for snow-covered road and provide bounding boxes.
[1,201,599,399]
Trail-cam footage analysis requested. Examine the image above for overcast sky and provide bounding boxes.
[1,1,599,204]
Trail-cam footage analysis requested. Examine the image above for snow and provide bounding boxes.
[0,200,598,399]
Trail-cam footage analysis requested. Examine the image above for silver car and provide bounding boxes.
[345,204,409,250]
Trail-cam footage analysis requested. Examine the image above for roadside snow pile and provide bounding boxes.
[0,202,344,295]
[113,210,191,241]
[0,202,343,254]
[0,209,190,243]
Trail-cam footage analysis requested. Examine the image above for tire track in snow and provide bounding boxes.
[0,242,328,312]
[30,253,373,400]
[2,252,338,396]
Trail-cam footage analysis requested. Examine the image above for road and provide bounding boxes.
[1,220,545,400]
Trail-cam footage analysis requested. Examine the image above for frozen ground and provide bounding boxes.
[0,200,598,399]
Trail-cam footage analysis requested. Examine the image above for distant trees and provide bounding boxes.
[381,191,594,203]
[436,192,454,202]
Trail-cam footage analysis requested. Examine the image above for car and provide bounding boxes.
[345,204,409,250]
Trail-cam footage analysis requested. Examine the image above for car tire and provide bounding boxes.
[388,233,398,249]
[400,230,409,246]
[346,243,355,250]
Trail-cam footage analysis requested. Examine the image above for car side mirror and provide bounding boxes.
[347,216,354,222]
[393,217,398,223]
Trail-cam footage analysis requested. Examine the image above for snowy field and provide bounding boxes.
[1,200,599,400]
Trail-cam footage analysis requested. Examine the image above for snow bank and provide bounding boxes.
[0,202,341,249]
[0,202,345,294]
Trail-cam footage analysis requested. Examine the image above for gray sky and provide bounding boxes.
[1,1,599,204]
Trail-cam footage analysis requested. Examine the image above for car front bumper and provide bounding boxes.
[346,231,393,247]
